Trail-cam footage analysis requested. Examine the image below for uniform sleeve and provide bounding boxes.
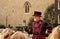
[44,22,52,37]
[27,26,33,34]
[25,26,33,34]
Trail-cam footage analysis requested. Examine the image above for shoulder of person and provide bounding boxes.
[39,20,47,24]
[43,21,49,26]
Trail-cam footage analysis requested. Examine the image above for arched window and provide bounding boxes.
[24,1,31,13]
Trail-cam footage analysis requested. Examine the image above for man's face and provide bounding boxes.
[34,16,40,21]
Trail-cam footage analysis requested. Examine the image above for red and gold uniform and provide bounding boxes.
[25,11,52,39]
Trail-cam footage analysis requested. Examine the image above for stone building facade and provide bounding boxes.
[0,0,54,27]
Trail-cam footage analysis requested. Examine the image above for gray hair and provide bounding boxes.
[50,26,60,39]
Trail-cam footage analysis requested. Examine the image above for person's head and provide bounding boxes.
[33,11,42,22]
[1,28,15,39]
[10,31,28,39]
[50,26,60,39]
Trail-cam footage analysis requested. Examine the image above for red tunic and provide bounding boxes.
[32,20,45,39]
[26,20,52,39]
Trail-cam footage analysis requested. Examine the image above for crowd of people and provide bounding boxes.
[0,25,60,39]
[0,28,28,39]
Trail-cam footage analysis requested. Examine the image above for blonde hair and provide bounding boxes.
[1,28,15,39]
[50,26,60,39]
[10,31,28,39]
